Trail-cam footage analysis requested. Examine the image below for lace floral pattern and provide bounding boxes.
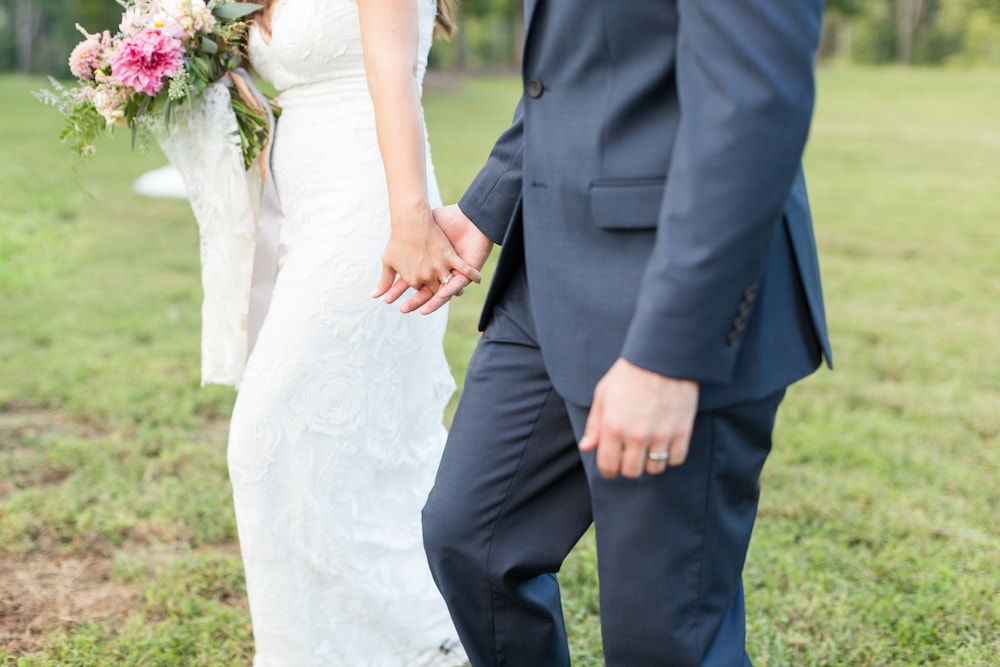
[227,0,466,664]
[155,81,260,386]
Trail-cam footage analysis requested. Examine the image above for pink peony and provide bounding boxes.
[110,28,184,97]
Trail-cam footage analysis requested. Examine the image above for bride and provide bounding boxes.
[223,0,474,663]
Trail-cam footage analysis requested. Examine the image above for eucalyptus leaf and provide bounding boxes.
[190,55,213,79]
[213,3,263,20]
[201,36,219,55]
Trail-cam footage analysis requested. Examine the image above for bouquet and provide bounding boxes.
[36,0,284,387]
[36,0,274,169]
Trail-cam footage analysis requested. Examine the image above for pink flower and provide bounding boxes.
[68,27,112,80]
[109,28,184,97]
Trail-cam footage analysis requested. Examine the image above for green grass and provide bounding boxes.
[1,68,998,665]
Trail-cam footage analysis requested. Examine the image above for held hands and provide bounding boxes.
[379,204,493,314]
[373,204,482,304]
[579,358,699,479]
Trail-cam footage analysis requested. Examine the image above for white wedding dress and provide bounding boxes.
[226,1,465,664]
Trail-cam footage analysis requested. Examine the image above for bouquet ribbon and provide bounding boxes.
[228,67,280,358]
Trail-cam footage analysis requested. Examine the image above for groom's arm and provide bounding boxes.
[583,0,824,478]
[457,99,525,245]
[620,0,823,385]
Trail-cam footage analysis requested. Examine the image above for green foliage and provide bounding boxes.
[940,3,1000,64]
[430,0,524,70]
[849,0,899,64]
[212,2,262,21]
[832,0,1000,66]
[31,3,273,171]
[230,95,269,170]
[825,0,863,17]
[0,0,79,73]
[8,0,1000,73]
[59,97,106,157]
[2,68,1000,665]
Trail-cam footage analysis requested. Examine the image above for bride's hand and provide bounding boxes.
[372,205,482,300]
[401,204,493,314]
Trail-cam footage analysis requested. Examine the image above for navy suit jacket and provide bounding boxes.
[459,0,833,410]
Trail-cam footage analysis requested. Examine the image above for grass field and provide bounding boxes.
[1,67,998,665]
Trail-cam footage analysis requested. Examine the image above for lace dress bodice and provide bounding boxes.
[249,0,436,93]
[245,0,442,256]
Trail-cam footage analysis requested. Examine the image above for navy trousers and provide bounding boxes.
[423,268,784,666]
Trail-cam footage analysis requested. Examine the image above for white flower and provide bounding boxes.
[154,0,216,39]
[120,0,216,40]
[119,1,152,37]
[89,74,131,126]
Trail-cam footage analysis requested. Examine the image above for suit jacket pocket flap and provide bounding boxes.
[590,179,664,230]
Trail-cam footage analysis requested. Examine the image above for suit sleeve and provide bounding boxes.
[458,99,525,245]
[621,0,823,384]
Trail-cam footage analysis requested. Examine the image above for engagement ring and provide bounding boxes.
[647,450,669,462]
[439,273,453,285]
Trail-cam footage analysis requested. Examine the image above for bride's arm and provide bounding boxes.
[357,0,480,299]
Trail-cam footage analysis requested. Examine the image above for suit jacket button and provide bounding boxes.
[526,79,544,98]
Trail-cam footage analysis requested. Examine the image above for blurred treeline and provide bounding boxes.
[823,0,1000,65]
[2,0,1000,75]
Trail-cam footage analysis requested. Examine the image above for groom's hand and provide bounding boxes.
[396,204,493,314]
[579,359,699,479]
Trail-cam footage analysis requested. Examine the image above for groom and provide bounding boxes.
[401,1,832,665]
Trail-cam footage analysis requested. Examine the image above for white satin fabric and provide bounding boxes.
[163,0,466,664]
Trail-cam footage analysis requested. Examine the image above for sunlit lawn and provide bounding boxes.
[1,67,998,665]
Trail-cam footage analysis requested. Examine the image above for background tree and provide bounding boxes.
[820,0,863,61]
[4,0,1000,75]
[897,0,928,64]
[1,0,121,74]
[432,0,523,71]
